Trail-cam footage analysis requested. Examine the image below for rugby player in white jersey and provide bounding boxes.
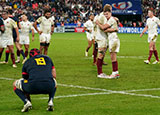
[33,9,54,55]
[0,18,5,58]
[84,14,94,57]
[16,14,34,63]
[140,10,160,64]
[0,10,19,67]
[96,6,120,79]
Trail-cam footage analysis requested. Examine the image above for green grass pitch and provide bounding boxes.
[0,33,160,115]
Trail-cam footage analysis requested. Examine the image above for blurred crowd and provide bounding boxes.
[0,0,160,27]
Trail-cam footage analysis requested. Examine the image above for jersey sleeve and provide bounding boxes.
[156,18,160,25]
[10,19,17,28]
[51,20,54,25]
[22,62,29,79]
[84,21,88,28]
[36,16,42,23]
[146,19,149,26]
[0,18,4,27]
[29,22,34,30]
[107,17,115,27]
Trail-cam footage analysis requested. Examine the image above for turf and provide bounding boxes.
[0,33,160,115]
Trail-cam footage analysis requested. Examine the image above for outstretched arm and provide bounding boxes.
[140,26,148,37]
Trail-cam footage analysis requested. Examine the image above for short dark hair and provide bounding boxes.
[8,9,13,15]
[44,9,50,15]
[103,4,112,12]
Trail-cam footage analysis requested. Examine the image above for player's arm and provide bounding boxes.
[50,24,54,35]
[52,67,56,79]
[12,19,19,42]
[96,20,111,30]
[18,22,22,29]
[0,19,5,33]
[33,21,42,35]
[104,27,118,33]
[30,24,34,41]
[22,65,29,80]
[140,25,148,37]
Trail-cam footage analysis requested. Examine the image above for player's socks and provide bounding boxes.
[112,61,118,72]
[153,50,159,61]
[93,49,97,64]
[11,53,16,64]
[20,50,25,59]
[14,87,28,104]
[0,48,4,59]
[49,88,56,101]
[97,58,103,75]
[148,50,153,61]
[17,49,20,57]
[5,50,10,62]
[25,50,28,58]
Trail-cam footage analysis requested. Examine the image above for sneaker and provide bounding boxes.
[97,73,109,78]
[21,101,32,112]
[0,61,8,64]
[106,74,120,79]
[102,62,108,65]
[152,60,160,64]
[47,100,54,111]
[15,59,20,63]
[144,60,150,64]
[22,58,27,64]
[85,51,88,57]
[93,62,97,66]
[12,64,17,68]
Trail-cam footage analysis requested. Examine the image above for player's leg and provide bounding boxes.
[40,43,45,55]
[47,79,57,111]
[0,48,4,60]
[4,48,10,63]
[16,44,22,63]
[152,43,159,64]
[15,42,26,61]
[13,79,32,112]
[44,43,50,55]
[8,45,17,67]
[93,40,98,65]
[85,40,92,57]
[24,44,29,58]
[145,41,154,64]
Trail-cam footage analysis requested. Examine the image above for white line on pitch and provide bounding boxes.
[84,56,146,59]
[39,92,112,100]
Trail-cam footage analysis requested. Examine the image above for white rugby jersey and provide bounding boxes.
[94,12,107,40]
[146,16,160,36]
[20,21,33,36]
[37,16,54,34]
[107,16,118,39]
[84,20,94,35]
[2,17,17,39]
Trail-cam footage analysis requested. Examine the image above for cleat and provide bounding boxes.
[22,58,27,64]
[15,59,20,63]
[97,73,109,78]
[21,101,32,112]
[0,61,8,64]
[144,60,150,64]
[92,55,94,58]
[93,62,97,66]
[106,74,120,79]
[85,51,88,57]
[12,64,17,68]
[47,100,54,111]
[152,60,160,64]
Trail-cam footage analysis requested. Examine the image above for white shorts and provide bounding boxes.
[148,34,157,43]
[19,35,30,45]
[40,33,51,43]
[97,39,108,48]
[109,38,120,53]
[86,33,93,41]
[0,38,14,48]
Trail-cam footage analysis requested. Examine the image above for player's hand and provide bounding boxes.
[38,31,42,35]
[50,31,54,35]
[16,36,19,42]
[32,37,34,41]
[140,33,143,38]
[96,20,100,25]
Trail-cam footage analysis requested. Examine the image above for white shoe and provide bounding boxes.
[152,60,160,64]
[47,100,54,111]
[12,64,17,68]
[144,60,150,64]
[85,51,88,57]
[15,59,20,63]
[106,74,120,79]
[21,101,32,112]
[92,55,94,58]
[0,61,8,64]
[22,58,27,64]
[97,73,109,78]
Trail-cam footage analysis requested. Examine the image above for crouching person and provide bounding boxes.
[13,48,57,112]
